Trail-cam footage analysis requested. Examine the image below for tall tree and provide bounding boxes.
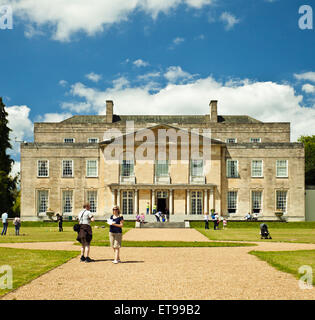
[0,97,17,215]
[298,135,315,186]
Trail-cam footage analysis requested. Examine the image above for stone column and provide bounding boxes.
[204,189,208,214]
[186,190,190,215]
[169,189,173,215]
[111,189,116,207]
[117,189,121,209]
[134,189,138,215]
[151,190,155,215]
[209,187,215,211]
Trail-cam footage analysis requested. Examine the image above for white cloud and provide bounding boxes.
[133,59,149,68]
[59,80,68,87]
[173,37,185,45]
[61,101,92,113]
[220,12,240,30]
[164,66,193,83]
[61,72,315,142]
[294,72,315,83]
[36,112,73,123]
[2,0,213,41]
[85,72,102,83]
[302,84,315,94]
[10,161,20,178]
[137,72,161,81]
[5,105,33,156]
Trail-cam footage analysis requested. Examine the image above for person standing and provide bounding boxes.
[146,202,150,215]
[13,217,21,236]
[214,212,219,230]
[108,206,124,264]
[1,212,8,236]
[77,203,95,263]
[153,204,157,215]
[155,210,161,222]
[204,212,209,230]
[56,213,63,232]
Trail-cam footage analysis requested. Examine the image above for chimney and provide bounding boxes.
[106,100,114,123]
[209,100,218,122]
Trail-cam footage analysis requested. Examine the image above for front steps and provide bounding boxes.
[137,221,189,228]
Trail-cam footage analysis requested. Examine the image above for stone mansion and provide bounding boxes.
[20,100,305,221]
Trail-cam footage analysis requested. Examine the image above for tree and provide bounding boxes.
[0,97,17,215]
[298,135,315,186]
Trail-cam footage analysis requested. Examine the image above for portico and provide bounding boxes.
[109,184,217,220]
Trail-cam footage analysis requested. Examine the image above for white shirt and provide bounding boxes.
[78,209,94,225]
[204,215,209,221]
[1,213,8,223]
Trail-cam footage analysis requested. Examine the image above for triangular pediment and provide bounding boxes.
[100,123,225,146]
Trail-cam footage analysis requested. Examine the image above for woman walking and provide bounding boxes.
[108,206,124,264]
[77,203,95,263]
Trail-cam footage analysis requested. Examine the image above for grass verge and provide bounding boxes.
[0,247,79,297]
[249,249,315,285]
[195,227,315,244]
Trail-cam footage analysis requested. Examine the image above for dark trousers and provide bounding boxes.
[58,223,63,232]
[15,225,20,235]
[155,215,160,222]
[213,221,217,230]
[1,223,8,235]
[205,221,209,229]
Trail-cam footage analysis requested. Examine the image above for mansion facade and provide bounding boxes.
[20,100,305,221]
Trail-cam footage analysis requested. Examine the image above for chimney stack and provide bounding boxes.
[209,100,218,122]
[106,100,114,123]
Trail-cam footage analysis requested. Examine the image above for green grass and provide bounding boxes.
[249,250,315,285]
[190,221,315,229]
[87,240,256,247]
[0,247,79,297]
[0,226,131,243]
[195,225,315,244]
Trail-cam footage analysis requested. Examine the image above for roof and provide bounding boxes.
[60,114,262,124]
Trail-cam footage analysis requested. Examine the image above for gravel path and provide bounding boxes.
[2,229,315,300]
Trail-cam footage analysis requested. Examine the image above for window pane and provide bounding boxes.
[62,190,73,214]
[63,160,73,177]
[121,160,134,177]
[122,190,134,215]
[87,160,97,177]
[252,191,262,212]
[227,160,238,178]
[276,160,288,177]
[156,160,169,177]
[191,191,203,215]
[38,160,48,177]
[227,191,237,213]
[191,160,203,177]
[88,138,99,143]
[276,191,287,211]
[252,160,263,177]
[64,138,74,143]
[87,191,97,213]
[37,190,48,214]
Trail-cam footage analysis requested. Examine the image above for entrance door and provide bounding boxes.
[157,198,167,213]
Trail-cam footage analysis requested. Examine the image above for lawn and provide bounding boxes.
[0,247,79,297]
[250,250,315,285]
[0,225,132,243]
[192,221,315,244]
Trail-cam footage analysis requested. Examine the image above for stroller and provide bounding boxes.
[260,223,272,239]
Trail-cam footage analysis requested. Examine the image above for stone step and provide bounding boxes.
[139,222,187,228]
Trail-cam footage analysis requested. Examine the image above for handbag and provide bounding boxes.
[73,210,86,232]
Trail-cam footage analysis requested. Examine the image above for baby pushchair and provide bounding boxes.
[260,223,272,239]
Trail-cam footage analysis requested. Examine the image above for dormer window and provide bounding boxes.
[88,138,99,143]
[250,138,261,143]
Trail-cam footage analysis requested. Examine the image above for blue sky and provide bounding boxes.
[0,0,315,172]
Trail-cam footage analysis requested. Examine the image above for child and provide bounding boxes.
[136,214,140,222]
[140,214,145,223]
[223,218,227,230]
